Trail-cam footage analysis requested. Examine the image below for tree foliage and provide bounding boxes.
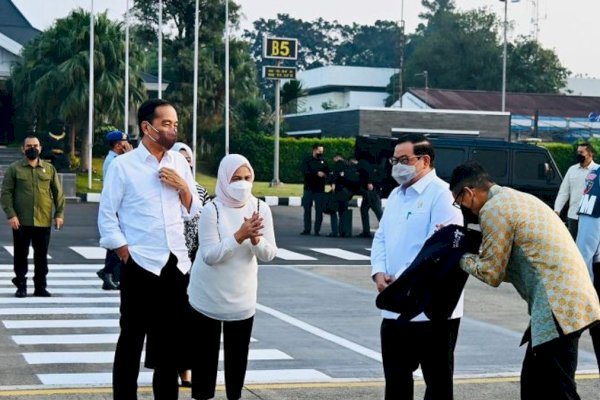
[132,0,265,156]
[9,9,146,169]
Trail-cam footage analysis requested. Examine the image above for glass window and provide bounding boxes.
[471,149,508,184]
[514,151,553,181]
[435,147,466,180]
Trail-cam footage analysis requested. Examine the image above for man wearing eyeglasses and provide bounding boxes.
[371,133,463,400]
[450,160,600,400]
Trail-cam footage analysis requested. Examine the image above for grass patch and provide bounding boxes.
[77,157,303,197]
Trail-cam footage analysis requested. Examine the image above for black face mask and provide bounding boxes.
[461,205,479,225]
[24,148,39,160]
[315,152,323,159]
[576,154,586,163]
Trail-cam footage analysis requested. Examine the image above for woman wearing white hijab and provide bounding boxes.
[188,154,277,400]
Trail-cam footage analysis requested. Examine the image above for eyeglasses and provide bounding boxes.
[388,155,423,166]
[452,188,465,209]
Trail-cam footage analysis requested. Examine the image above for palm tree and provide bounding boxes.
[10,9,146,170]
[281,79,306,114]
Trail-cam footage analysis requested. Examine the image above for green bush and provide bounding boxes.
[228,134,356,183]
[540,142,575,176]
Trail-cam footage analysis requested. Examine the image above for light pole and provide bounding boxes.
[87,0,94,189]
[501,0,508,112]
[224,0,230,155]
[415,70,428,90]
[398,0,405,108]
[192,0,199,176]
[124,0,129,136]
[157,0,162,99]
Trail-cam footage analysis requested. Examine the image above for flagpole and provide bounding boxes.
[158,0,163,99]
[88,0,94,189]
[124,0,130,135]
[192,0,199,176]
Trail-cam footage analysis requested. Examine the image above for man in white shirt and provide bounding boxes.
[98,99,201,400]
[554,142,598,238]
[371,134,463,400]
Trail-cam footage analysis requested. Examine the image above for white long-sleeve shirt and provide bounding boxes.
[97,143,201,275]
[554,161,598,220]
[188,198,277,321]
[371,169,463,321]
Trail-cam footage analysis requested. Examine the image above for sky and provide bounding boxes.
[11,0,600,78]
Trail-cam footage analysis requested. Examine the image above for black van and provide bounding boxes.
[354,135,563,205]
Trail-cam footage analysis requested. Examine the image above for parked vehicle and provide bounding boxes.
[354,135,562,205]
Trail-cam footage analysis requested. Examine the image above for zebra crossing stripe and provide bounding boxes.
[37,368,331,385]
[69,247,106,259]
[3,319,118,329]
[276,248,317,261]
[3,246,51,259]
[0,297,119,304]
[0,264,103,270]
[0,288,117,294]
[309,248,370,261]
[13,333,119,345]
[23,349,292,364]
[0,280,105,286]
[0,272,97,278]
[0,307,119,315]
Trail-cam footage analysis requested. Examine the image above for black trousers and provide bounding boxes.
[190,311,254,400]
[12,226,50,290]
[381,318,460,400]
[330,200,350,236]
[521,328,581,400]
[360,190,383,234]
[302,189,324,234]
[113,254,191,400]
[567,218,579,240]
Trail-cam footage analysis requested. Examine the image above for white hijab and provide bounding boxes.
[215,154,255,208]
[171,142,193,159]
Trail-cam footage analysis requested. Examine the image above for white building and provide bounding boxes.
[296,65,397,112]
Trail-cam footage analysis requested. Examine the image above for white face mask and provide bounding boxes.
[391,163,417,185]
[229,180,253,202]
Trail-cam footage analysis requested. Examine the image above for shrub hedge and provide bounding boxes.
[229,134,356,183]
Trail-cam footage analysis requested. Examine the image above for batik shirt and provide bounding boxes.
[461,185,600,347]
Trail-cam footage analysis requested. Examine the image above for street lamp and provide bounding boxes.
[415,70,428,90]
[500,0,508,112]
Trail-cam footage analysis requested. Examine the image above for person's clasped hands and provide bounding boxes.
[235,212,264,246]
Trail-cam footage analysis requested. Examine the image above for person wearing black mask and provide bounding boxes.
[0,135,65,298]
[554,142,598,238]
[300,143,329,235]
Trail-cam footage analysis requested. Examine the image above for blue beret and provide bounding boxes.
[106,130,128,142]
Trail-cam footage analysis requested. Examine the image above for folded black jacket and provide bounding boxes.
[376,224,482,322]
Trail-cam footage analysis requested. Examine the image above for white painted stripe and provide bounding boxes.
[0,280,105,286]
[0,264,103,270]
[276,248,317,261]
[0,297,119,304]
[257,303,382,362]
[24,349,291,364]
[3,246,51,259]
[38,368,330,385]
[309,248,370,261]
[264,196,279,206]
[69,247,106,259]
[0,307,119,315]
[86,193,101,202]
[0,288,117,294]
[13,333,119,345]
[288,196,302,206]
[0,272,95,278]
[3,319,118,329]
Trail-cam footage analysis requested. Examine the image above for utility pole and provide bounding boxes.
[398,0,405,108]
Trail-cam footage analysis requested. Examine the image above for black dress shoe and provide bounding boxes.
[357,232,373,238]
[300,230,310,235]
[327,233,339,237]
[15,287,26,298]
[33,289,52,297]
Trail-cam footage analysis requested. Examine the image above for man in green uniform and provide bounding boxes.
[1,135,65,297]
